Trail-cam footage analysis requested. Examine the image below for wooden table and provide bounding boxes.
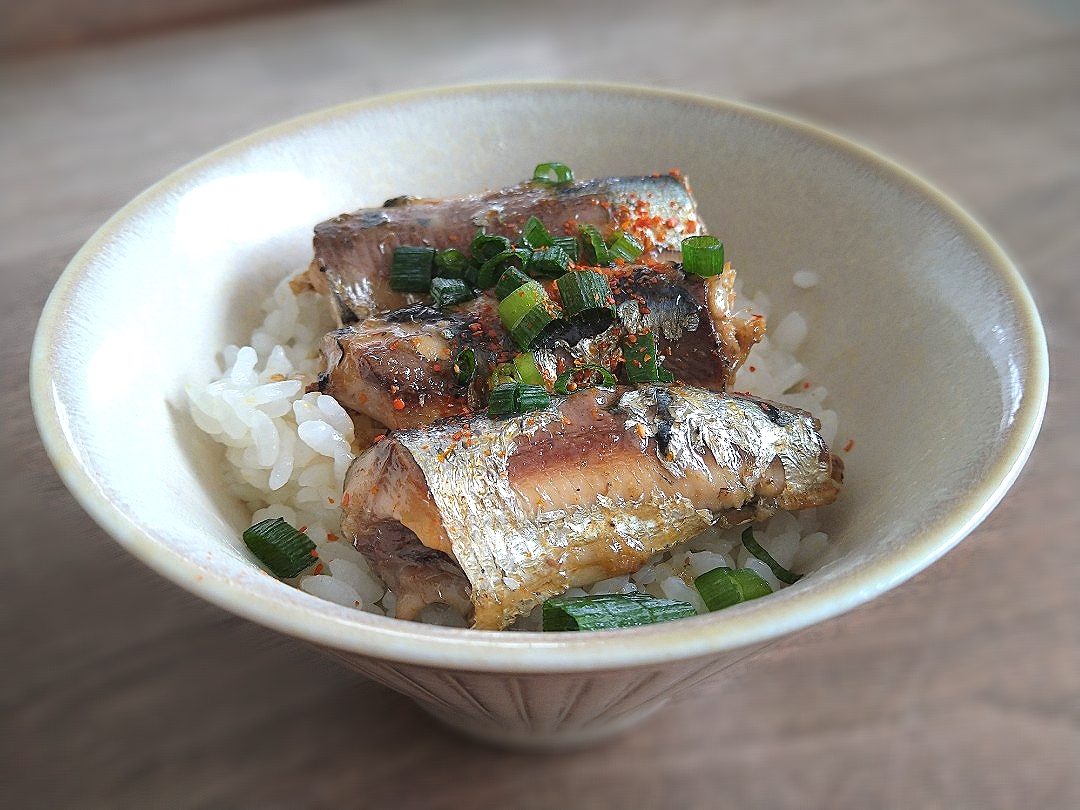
[3,1,1077,806]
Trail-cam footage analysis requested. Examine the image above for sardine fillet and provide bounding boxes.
[342,385,843,630]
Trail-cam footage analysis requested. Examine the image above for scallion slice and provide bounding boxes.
[527,245,573,278]
[693,567,773,611]
[477,248,528,289]
[620,330,671,384]
[453,347,477,386]
[512,352,546,386]
[521,215,553,248]
[243,518,317,579]
[551,234,580,262]
[543,593,697,631]
[430,277,474,309]
[434,247,470,279]
[681,235,725,277]
[741,526,802,585]
[494,267,531,300]
[556,270,615,319]
[471,231,513,264]
[389,245,435,292]
[498,280,564,349]
[532,162,574,186]
[489,363,519,389]
[487,382,551,417]
[553,364,617,394]
[579,224,610,265]
[607,229,644,262]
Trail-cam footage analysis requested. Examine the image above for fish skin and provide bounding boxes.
[314,262,762,431]
[342,384,843,630]
[304,173,702,322]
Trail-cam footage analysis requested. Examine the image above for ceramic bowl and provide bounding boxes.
[31,83,1047,748]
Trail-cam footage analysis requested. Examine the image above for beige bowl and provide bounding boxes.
[31,83,1047,748]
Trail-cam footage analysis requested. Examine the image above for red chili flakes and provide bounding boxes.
[748,366,756,373]
[392,398,406,411]
[312,563,325,576]
[388,339,400,350]
[389,384,399,394]
[341,492,351,508]
[432,362,442,373]
[843,439,855,453]
[326,532,339,542]
[309,549,320,558]
[327,496,335,505]
[372,434,386,443]
[370,486,379,495]
[636,423,648,440]
[298,525,308,533]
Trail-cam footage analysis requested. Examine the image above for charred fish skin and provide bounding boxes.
[314,261,763,431]
[342,385,842,630]
[306,173,702,322]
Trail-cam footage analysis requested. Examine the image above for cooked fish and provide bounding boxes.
[341,384,843,629]
[302,173,702,322]
[314,262,764,430]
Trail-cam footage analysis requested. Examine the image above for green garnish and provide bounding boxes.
[477,248,528,289]
[543,593,697,631]
[498,280,564,349]
[550,234,580,262]
[452,347,477,386]
[578,224,610,265]
[681,235,725,277]
[243,518,317,579]
[620,330,674,384]
[693,566,774,611]
[607,229,644,262]
[494,267,532,300]
[553,364,617,395]
[512,352,546,386]
[433,247,470,279]
[555,269,615,320]
[526,245,573,278]
[741,526,802,585]
[487,382,551,417]
[470,230,513,264]
[532,162,574,186]
[430,277,474,309]
[389,245,435,292]
[521,215,554,248]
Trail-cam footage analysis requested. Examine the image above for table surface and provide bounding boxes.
[3,1,1078,807]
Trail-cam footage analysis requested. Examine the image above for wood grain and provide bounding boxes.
[2,1,1077,807]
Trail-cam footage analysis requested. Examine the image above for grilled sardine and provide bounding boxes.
[342,385,843,630]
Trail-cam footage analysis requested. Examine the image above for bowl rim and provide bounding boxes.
[31,81,1049,673]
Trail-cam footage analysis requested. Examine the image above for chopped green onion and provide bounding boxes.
[543,593,697,631]
[681,235,726,277]
[521,215,553,248]
[693,567,773,611]
[471,231,513,264]
[243,518,317,579]
[498,280,564,349]
[488,362,519,389]
[741,526,802,585]
[532,162,574,186]
[434,247,470,279]
[526,245,573,277]
[620,330,671,384]
[494,267,531,300]
[453,347,477,386]
[556,270,615,319]
[430,277,474,309]
[579,224,610,265]
[512,352,546,386]
[554,364,617,394]
[477,248,528,289]
[607,229,644,262]
[487,382,551,417]
[389,245,435,292]
[551,234,580,262]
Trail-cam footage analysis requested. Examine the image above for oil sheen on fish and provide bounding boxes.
[341,385,844,630]
[302,173,701,322]
[314,262,765,430]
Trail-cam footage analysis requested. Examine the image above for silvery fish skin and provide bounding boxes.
[313,262,765,431]
[302,173,702,322]
[341,385,843,630]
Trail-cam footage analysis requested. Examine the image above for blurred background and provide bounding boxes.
[3,1,1077,807]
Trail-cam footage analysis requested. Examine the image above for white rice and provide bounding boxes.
[187,272,840,625]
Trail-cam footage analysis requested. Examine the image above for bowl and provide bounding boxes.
[31,83,1047,748]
